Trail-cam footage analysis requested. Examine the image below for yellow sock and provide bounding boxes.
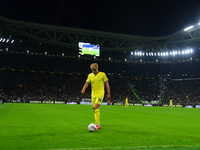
[94,109,100,125]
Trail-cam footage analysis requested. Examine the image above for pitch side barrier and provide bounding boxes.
[4,99,200,108]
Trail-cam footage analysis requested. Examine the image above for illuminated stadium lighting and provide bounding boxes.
[185,50,188,54]
[134,52,137,55]
[190,49,193,53]
[45,52,47,56]
[166,52,169,56]
[198,23,200,25]
[170,52,172,55]
[2,39,6,42]
[11,40,14,43]
[109,57,111,61]
[62,53,64,57]
[154,53,156,56]
[125,59,127,62]
[184,26,193,31]
[6,48,8,52]
[27,50,29,54]
[143,53,145,56]
[6,39,9,43]
[131,52,133,55]
[178,51,181,54]
[158,52,160,56]
[0,38,2,42]
[182,50,185,54]
[146,53,148,56]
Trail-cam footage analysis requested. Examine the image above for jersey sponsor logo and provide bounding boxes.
[98,98,101,102]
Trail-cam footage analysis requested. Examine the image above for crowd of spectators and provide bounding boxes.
[0,52,200,105]
[164,80,200,105]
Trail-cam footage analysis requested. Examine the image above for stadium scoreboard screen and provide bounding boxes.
[79,42,100,56]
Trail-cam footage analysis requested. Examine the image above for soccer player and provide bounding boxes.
[125,97,129,107]
[81,63,111,130]
[169,99,173,108]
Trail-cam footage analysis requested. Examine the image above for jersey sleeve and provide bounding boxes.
[86,74,91,83]
[103,73,108,82]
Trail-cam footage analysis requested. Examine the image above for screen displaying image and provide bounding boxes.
[79,42,100,56]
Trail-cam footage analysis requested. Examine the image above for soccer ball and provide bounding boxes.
[88,123,97,132]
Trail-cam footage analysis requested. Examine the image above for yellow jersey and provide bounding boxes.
[86,71,108,98]
[170,99,173,104]
[126,98,128,103]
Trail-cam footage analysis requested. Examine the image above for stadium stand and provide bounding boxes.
[0,52,200,106]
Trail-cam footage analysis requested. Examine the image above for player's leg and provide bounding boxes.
[94,97,103,130]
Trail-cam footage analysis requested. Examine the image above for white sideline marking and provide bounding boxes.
[49,145,200,150]
[0,103,10,109]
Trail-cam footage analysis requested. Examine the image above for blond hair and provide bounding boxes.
[90,63,98,69]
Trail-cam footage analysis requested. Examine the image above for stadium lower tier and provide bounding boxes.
[0,70,199,105]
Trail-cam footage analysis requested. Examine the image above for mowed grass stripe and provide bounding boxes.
[0,104,199,150]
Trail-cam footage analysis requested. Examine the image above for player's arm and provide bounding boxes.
[105,81,111,100]
[81,82,89,94]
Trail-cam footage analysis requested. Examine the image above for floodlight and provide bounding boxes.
[178,51,181,54]
[158,52,160,56]
[198,23,200,25]
[11,40,14,43]
[134,52,137,55]
[2,39,5,42]
[0,38,2,42]
[131,52,133,55]
[182,50,185,54]
[146,53,148,56]
[6,39,9,43]
[185,50,187,54]
[184,26,193,31]
[143,53,145,56]
[154,53,156,56]
[190,49,193,53]
[166,52,169,55]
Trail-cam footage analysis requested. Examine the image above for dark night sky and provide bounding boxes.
[0,0,200,37]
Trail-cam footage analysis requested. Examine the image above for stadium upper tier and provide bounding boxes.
[1,15,200,51]
[0,52,200,78]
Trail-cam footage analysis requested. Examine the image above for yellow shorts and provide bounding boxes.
[92,97,104,107]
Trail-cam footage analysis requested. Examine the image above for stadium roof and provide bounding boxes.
[1,15,200,52]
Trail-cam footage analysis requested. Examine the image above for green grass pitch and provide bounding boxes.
[82,48,99,56]
[0,103,200,150]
